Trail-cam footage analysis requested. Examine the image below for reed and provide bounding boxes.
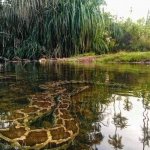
[0,0,106,59]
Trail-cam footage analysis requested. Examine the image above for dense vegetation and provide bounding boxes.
[0,0,106,59]
[0,0,150,60]
[106,16,150,52]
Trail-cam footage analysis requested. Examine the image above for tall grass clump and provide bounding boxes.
[0,0,106,60]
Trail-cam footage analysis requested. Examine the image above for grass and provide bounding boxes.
[72,52,96,57]
[96,51,150,63]
[56,51,150,64]
[58,52,96,62]
[0,0,105,59]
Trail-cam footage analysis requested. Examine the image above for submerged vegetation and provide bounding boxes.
[0,0,150,60]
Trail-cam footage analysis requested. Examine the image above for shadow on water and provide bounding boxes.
[0,62,150,149]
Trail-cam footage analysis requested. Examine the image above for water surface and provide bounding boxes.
[0,62,150,150]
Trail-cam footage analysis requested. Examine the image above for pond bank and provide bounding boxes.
[1,51,150,64]
[56,51,150,64]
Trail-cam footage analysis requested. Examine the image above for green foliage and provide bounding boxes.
[110,17,150,52]
[96,51,150,63]
[0,0,106,59]
[1,0,150,59]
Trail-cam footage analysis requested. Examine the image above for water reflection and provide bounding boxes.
[139,90,150,150]
[140,108,150,149]
[108,95,125,150]
[112,95,128,130]
[0,112,13,129]
[108,134,123,150]
[0,62,150,149]
[89,122,103,145]
[90,91,150,150]
[123,97,133,111]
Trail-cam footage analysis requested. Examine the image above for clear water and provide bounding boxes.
[0,62,150,150]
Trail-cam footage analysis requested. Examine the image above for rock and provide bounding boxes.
[39,58,47,63]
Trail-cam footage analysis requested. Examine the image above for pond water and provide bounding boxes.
[0,62,150,150]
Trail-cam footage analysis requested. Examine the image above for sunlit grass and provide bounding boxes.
[63,51,150,63]
[96,51,150,63]
[71,52,96,58]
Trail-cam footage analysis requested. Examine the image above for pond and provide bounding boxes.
[0,62,150,150]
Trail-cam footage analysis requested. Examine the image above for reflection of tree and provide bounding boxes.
[113,96,128,129]
[140,108,150,149]
[108,134,124,150]
[123,97,133,111]
[113,113,128,129]
[0,111,13,129]
[143,92,150,110]
[69,87,109,150]
[108,95,125,150]
[89,122,103,145]
[139,91,150,150]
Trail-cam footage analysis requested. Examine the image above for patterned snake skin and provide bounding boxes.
[0,81,90,149]
[0,80,126,149]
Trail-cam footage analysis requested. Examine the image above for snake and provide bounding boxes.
[0,80,91,150]
[0,80,126,149]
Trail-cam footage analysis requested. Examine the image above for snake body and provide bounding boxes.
[0,80,126,149]
[0,81,90,149]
